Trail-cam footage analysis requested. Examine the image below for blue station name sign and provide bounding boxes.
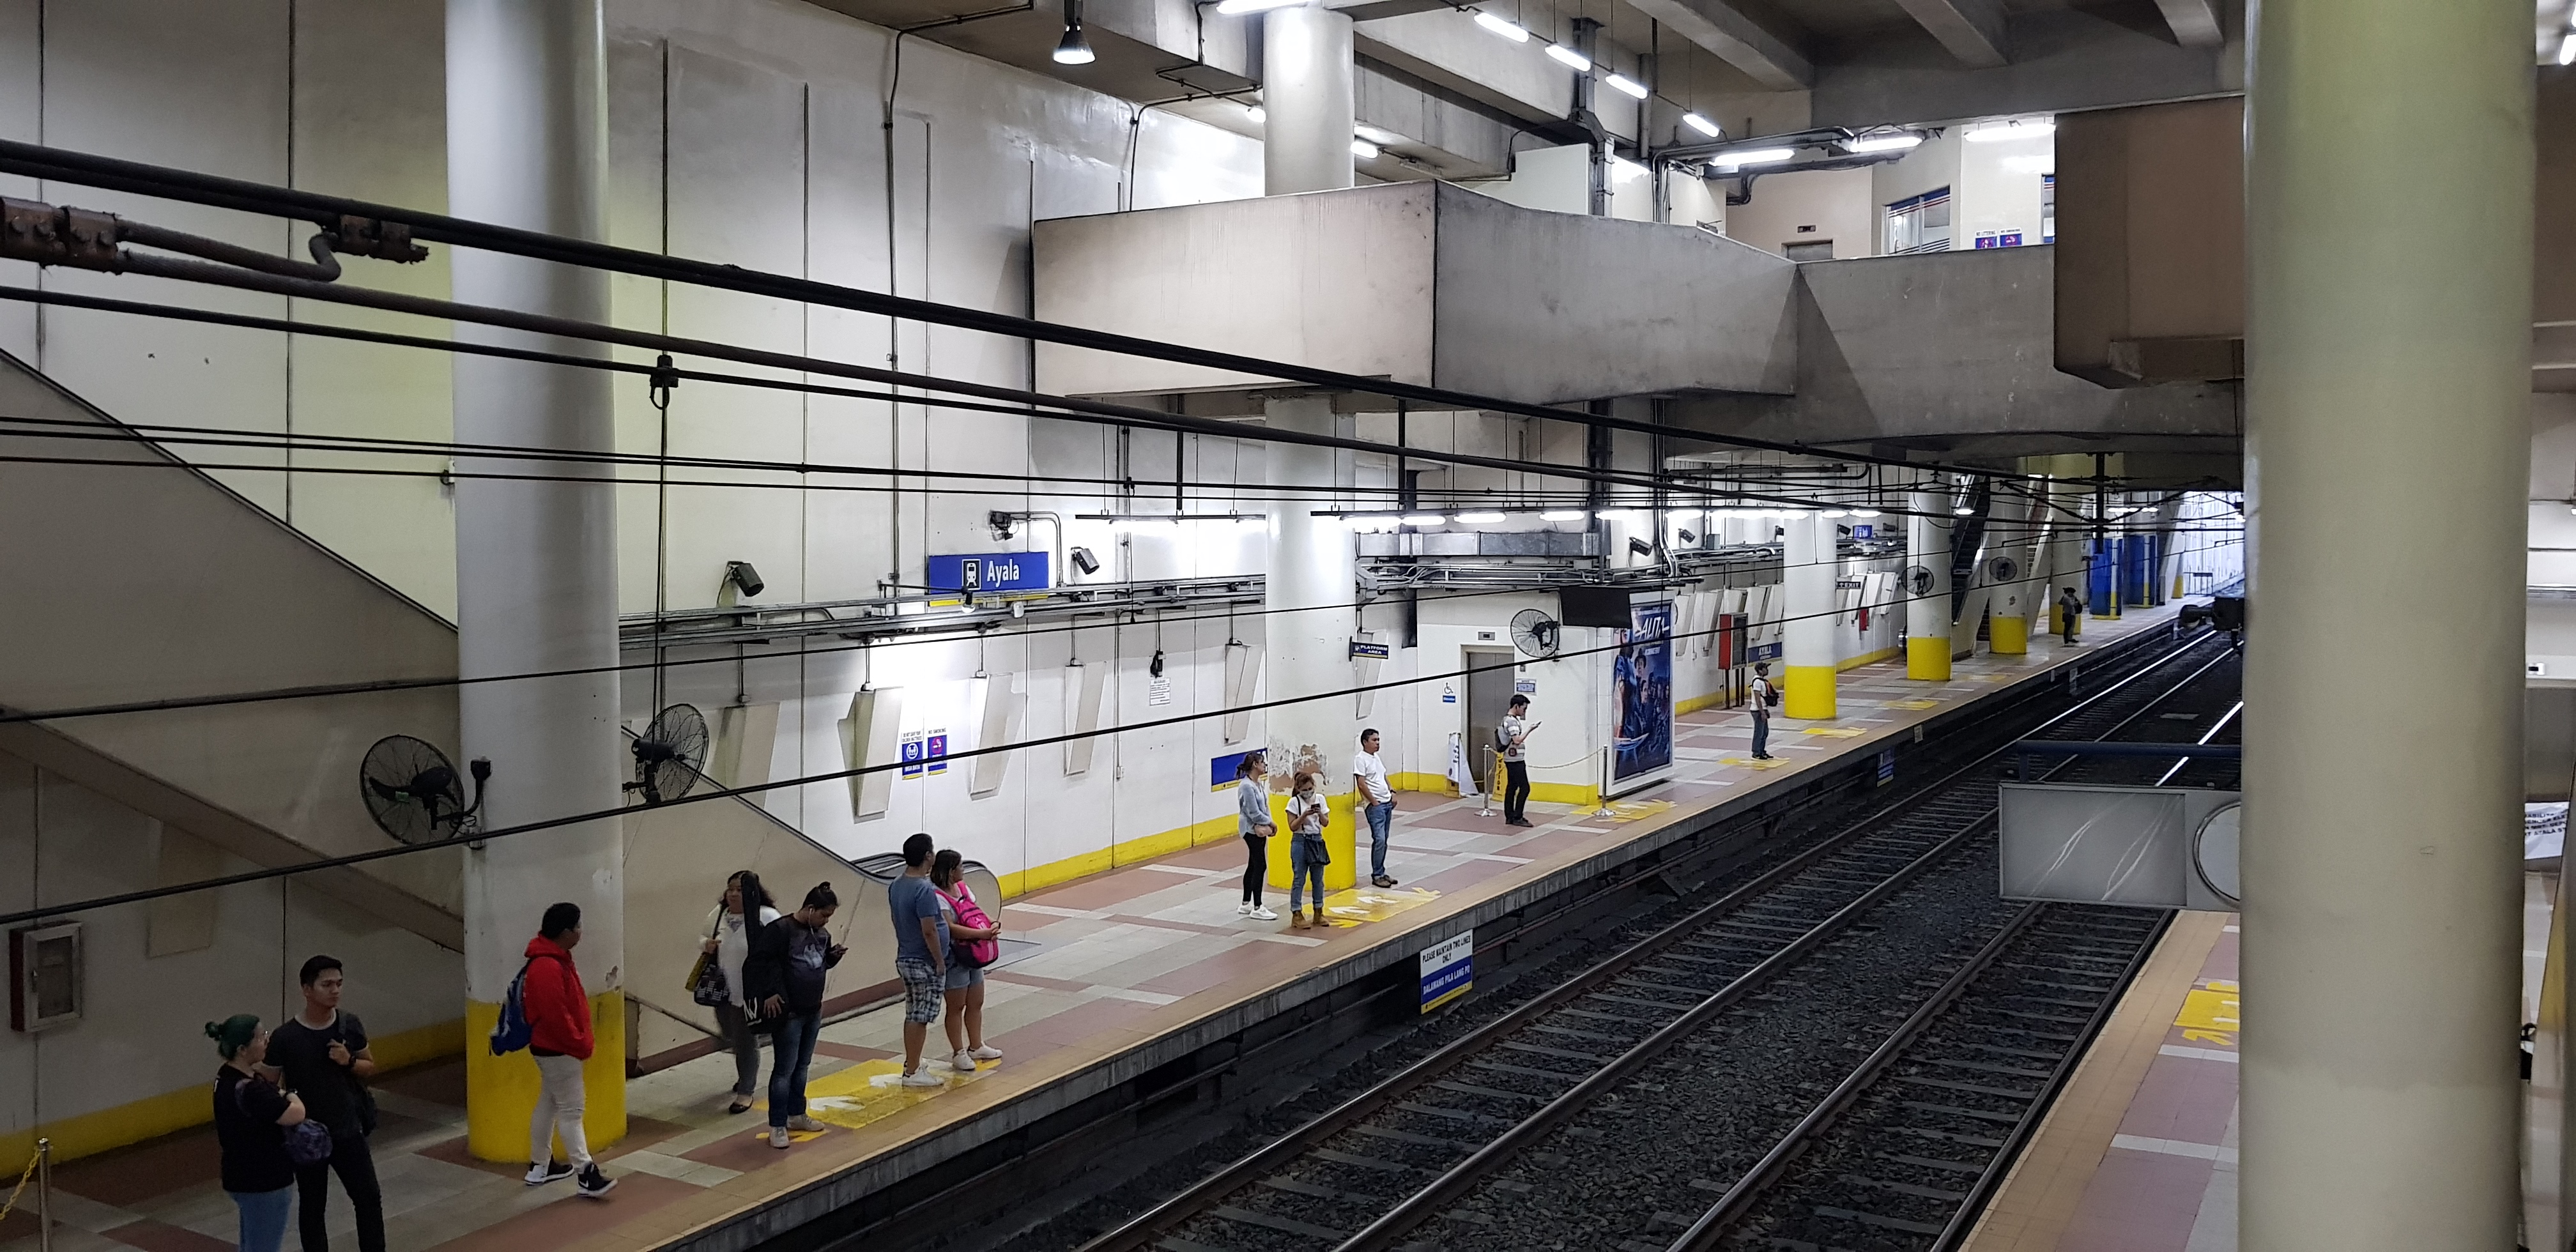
[928,551,1052,597]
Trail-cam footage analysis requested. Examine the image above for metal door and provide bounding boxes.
[1464,647,1515,791]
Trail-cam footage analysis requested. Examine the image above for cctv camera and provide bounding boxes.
[1070,546,1101,576]
[724,560,765,599]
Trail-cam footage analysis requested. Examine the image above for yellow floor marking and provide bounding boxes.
[1602,800,1673,823]
[1883,699,1940,710]
[1802,727,1867,738]
[1315,886,1441,927]
[794,1057,989,1131]
[1722,757,1791,770]
[2174,986,2240,1045]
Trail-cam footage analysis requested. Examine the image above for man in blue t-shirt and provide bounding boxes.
[887,832,951,1087]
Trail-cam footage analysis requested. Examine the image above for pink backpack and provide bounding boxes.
[937,883,1000,968]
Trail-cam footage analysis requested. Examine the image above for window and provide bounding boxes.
[2042,174,2057,243]
[1885,187,1951,254]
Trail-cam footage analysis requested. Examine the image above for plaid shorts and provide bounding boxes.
[896,957,945,1024]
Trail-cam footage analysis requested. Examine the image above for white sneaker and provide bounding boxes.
[1238,901,1254,915]
[899,1068,944,1088]
[953,1050,979,1072]
[969,1044,1004,1060]
[786,1115,825,1133]
[1247,906,1278,921]
[768,1126,790,1149]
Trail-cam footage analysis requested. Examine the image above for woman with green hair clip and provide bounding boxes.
[207,1014,307,1252]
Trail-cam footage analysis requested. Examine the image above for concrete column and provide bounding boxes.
[1984,489,2032,655]
[1782,510,1836,719]
[1904,491,1952,680]
[1261,5,1354,196]
[1262,395,1357,890]
[2240,0,2531,1246]
[448,0,626,1161]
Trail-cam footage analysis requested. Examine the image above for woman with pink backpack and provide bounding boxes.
[930,850,1004,1074]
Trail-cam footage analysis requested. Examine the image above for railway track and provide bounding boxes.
[1070,630,2237,1252]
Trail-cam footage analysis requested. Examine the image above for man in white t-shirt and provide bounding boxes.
[1353,729,1399,887]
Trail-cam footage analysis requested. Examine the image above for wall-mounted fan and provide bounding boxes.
[360,735,489,844]
[1510,609,1561,659]
[1903,565,1938,596]
[1985,554,2023,583]
[626,703,709,805]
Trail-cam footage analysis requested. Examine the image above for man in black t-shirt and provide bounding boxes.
[266,956,384,1252]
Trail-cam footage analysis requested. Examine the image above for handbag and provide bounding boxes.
[237,1076,332,1167]
[937,883,1001,968]
[687,914,732,1008]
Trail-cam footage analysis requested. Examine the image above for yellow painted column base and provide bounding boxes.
[1989,613,2029,655]
[1267,792,1358,891]
[1784,665,1837,721]
[1906,635,1953,681]
[466,991,628,1163]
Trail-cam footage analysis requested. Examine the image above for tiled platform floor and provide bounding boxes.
[5,609,2185,1252]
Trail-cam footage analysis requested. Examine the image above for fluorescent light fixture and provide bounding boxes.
[1455,511,1506,524]
[1682,112,1721,138]
[1952,505,1975,515]
[1215,0,1303,12]
[1356,123,1403,145]
[1822,510,1849,519]
[1351,139,1381,160]
[1603,72,1648,100]
[1540,509,1587,521]
[1402,513,1446,527]
[1475,10,1529,41]
[1965,119,2055,143]
[1851,508,1882,518]
[1666,508,1702,521]
[2561,31,2574,64]
[1595,508,1640,521]
[1545,43,1591,71]
[1712,147,1795,170]
[1610,155,1646,178]
[1844,132,1922,153]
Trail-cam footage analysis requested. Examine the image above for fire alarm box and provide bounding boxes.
[10,921,82,1032]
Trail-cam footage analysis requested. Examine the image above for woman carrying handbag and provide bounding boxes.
[689,869,781,1113]
[930,850,1004,1073]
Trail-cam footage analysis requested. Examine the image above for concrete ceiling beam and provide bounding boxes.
[1894,0,2010,68]
[2152,0,2225,48]
[1620,0,1813,89]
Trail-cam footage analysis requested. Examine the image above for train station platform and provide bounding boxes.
[8,606,2189,1252]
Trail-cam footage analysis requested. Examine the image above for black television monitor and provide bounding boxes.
[1560,586,1633,629]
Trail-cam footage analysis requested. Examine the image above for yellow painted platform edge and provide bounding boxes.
[1955,910,2232,1252]
[0,1016,464,1168]
[1836,646,1901,673]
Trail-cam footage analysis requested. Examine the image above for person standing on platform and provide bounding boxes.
[1236,753,1279,920]
[210,1015,303,1252]
[2058,586,2085,646]
[1353,729,1399,888]
[266,956,384,1252]
[701,870,780,1115]
[1286,770,1332,928]
[1499,694,1537,827]
[521,903,615,1198]
[747,881,847,1146]
[930,850,1004,1073]
[1748,662,1779,761]
[886,835,950,1090]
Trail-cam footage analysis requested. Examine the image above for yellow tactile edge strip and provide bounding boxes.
[1956,909,2232,1252]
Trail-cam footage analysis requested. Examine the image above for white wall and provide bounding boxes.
[1956,126,2053,249]
[1726,166,1875,259]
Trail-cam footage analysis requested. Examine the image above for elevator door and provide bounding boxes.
[1464,647,1516,792]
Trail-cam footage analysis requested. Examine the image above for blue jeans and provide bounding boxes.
[767,1009,822,1127]
[1751,712,1770,758]
[1290,839,1330,912]
[230,1185,295,1252]
[1365,800,1394,878]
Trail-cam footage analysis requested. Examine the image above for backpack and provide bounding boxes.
[938,883,1001,969]
[488,961,533,1056]
[1760,679,1781,708]
[1493,722,1513,753]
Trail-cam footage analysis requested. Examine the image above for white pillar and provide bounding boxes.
[1261,4,1354,196]
[448,0,626,1161]
[1984,489,2032,655]
[1262,395,1358,887]
[2240,0,2530,1246]
[1782,510,1836,719]
[1905,491,1951,680]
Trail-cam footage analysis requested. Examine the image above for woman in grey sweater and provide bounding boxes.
[1236,753,1278,920]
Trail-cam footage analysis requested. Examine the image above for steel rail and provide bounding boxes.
[1070,625,2209,1252]
[0,137,2012,482]
[1332,637,2235,1252]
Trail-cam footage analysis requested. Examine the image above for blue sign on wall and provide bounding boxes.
[928,551,1051,596]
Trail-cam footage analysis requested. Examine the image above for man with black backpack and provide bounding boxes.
[1749,662,1779,761]
[266,956,383,1252]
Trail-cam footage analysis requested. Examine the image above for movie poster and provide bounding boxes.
[1613,602,1674,782]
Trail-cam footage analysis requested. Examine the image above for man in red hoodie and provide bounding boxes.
[523,902,615,1198]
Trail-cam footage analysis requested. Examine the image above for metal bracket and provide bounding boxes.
[0,197,122,270]
[320,213,428,264]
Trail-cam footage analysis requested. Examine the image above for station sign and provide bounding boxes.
[1420,931,1473,1013]
[928,551,1050,597]
[1349,639,1390,660]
